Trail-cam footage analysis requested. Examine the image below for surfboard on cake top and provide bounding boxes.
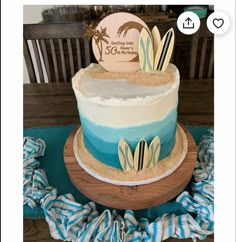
[139,27,175,73]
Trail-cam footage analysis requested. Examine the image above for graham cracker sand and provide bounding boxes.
[73,124,188,185]
[88,68,175,87]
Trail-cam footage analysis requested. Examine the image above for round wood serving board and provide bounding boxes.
[64,124,197,210]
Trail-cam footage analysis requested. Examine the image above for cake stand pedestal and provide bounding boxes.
[64,124,197,210]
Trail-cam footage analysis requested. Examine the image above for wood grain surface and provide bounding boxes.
[64,124,196,210]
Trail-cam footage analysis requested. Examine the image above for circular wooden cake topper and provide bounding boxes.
[91,12,149,73]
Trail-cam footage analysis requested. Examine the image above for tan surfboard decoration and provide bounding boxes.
[89,12,149,73]
[134,139,149,171]
[139,28,154,72]
[118,139,134,171]
[154,28,175,71]
[146,136,161,169]
[138,26,175,73]
[151,26,161,56]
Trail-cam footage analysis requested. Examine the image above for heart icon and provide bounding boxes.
[213,18,224,28]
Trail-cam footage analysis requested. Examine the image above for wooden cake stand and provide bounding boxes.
[64,124,197,210]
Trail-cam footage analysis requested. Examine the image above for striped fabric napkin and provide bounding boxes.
[23,129,214,242]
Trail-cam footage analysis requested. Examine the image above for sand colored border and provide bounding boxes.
[73,124,188,186]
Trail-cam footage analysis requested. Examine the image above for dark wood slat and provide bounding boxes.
[40,39,52,83]
[75,39,82,70]
[180,79,214,93]
[208,42,214,78]
[84,38,91,67]
[31,40,44,83]
[189,30,200,79]
[24,96,77,118]
[24,117,79,128]
[178,92,214,114]
[23,38,37,83]
[24,22,85,39]
[198,38,208,79]
[178,114,214,126]
[67,39,74,77]
[23,83,74,95]
[58,39,67,82]
[49,39,60,82]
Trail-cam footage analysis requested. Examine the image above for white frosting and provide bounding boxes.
[72,63,180,127]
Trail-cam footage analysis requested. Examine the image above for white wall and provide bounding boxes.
[23,5,54,24]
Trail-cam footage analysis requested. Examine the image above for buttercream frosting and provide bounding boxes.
[72,63,180,169]
[72,63,180,127]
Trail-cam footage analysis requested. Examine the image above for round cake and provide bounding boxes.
[72,63,180,170]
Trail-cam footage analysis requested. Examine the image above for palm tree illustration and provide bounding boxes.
[85,25,110,62]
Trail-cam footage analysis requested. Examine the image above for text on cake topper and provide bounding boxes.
[85,12,149,73]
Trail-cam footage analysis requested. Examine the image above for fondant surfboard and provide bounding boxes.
[118,139,134,171]
[152,26,161,57]
[139,28,154,72]
[154,28,175,71]
[146,136,161,168]
[134,139,149,171]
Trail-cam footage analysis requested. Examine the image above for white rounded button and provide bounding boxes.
[207,11,230,35]
[177,11,201,35]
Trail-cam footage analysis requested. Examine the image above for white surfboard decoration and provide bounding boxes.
[139,28,154,72]
[118,139,134,171]
[134,139,149,171]
[146,136,161,168]
[152,26,161,57]
[154,28,175,71]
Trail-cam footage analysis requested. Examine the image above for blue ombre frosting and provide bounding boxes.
[72,63,180,170]
[80,107,177,169]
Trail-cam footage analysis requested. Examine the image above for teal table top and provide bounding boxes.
[23,124,211,220]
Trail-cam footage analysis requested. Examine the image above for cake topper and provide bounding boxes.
[85,12,149,73]
[139,27,175,72]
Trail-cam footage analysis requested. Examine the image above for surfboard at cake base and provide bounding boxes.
[73,123,188,186]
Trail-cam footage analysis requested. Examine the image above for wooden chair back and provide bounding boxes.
[23,22,91,83]
[189,25,214,79]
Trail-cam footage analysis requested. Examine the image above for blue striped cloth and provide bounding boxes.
[23,129,214,242]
